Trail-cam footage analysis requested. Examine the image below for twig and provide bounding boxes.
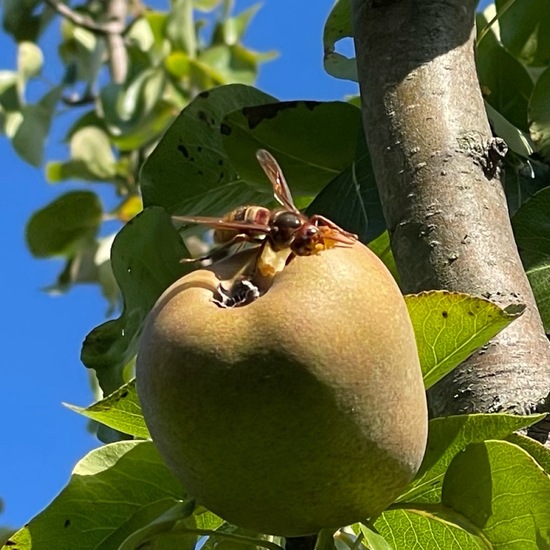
[44,0,124,35]
[104,0,128,83]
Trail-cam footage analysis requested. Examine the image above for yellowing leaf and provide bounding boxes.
[116,195,143,222]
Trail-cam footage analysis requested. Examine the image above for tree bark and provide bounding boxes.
[351,0,550,439]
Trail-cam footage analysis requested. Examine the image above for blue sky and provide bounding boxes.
[0,0,357,529]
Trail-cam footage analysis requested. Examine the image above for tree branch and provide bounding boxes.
[46,0,129,84]
[102,0,128,83]
[44,0,124,34]
[351,0,550,433]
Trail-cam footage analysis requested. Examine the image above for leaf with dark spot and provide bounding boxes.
[141,84,275,216]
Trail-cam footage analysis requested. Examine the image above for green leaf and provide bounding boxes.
[400,413,545,504]
[305,130,384,243]
[46,127,117,182]
[165,51,191,78]
[405,291,524,390]
[118,500,196,550]
[100,68,166,133]
[110,100,176,152]
[0,70,21,113]
[40,234,119,315]
[17,41,43,81]
[2,0,52,42]
[12,86,62,167]
[26,191,102,257]
[529,65,550,161]
[198,43,269,86]
[442,439,550,548]
[65,379,149,439]
[496,0,550,66]
[506,432,550,474]
[375,508,487,549]
[222,100,362,196]
[213,4,261,46]
[167,0,197,56]
[367,231,399,284]
[323,0,357,81]
[485,101,534,159]
[475,12,533,131]
[357,523,394,550]
[81,207,189,394]
[512,187,550,331]
[194,0,220,11]
[141,84,276,215]
[504,152,550,216]
[4,441,189,550]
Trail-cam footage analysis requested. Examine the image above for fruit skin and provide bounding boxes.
[137,243,427,536]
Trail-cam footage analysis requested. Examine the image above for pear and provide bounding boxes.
[137,242,427,536]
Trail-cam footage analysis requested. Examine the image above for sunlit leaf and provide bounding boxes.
[375,508,486,549]
[213,4,261,46]
[116,195,143,222]
[12,86,62,167]
[356,523,393,550]
[405,291,524,389]
[17,41,43,81]
[193,0,220,10]
[442,440,550,548]
[4,441,189,550]
[167,0,196,56]
[198,44,271,86]
[165,51,191,78]
[506,432,550,474]
[125,15,156,53]
[66,379,149,439]
[400,413,545,504]
[47,127,117,182]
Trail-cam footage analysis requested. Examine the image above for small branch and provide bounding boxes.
[104,0,129,83]
[46,0,129,84]
[44,0,124,34]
